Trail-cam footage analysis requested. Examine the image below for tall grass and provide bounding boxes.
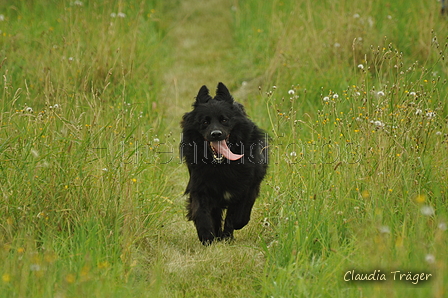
[1,0,447,297]
[232,1,447,296]
[1,1,176,296]
[259,53,447,296]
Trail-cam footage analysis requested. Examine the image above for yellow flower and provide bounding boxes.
[98,261,110,269]
[44,252,58,263]
[361,190,370,198]
[2,273,11,283]
[80,265,90,277]
[65,274,76,284]
[415,194,426,204]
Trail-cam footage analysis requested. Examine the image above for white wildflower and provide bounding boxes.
[117,12,126,18]
[288,89,295,95]
[425,254,436,264]
[415,109,422,115]
[332,93,339,99]
[378,225,390,234]
[262,218,270,227]
[323,96,330,102]
[30,264,41,271]
[420,205,435,216]
[438,222,447,231]
[426,111,436,119]
[373,120,385,128]
[377,91,385,97]
[110,13,117,18]
[357,64,364,70]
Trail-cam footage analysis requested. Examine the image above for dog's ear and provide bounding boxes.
[195,85,212,104]
[215,82,233,103]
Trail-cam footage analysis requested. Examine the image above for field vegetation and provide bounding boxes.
[0,0,447,297]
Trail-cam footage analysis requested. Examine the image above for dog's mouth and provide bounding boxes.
[209,137,244,162]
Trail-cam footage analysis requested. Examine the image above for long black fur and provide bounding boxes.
[180,82,268,245]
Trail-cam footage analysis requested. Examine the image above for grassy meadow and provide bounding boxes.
[1,0,447,297]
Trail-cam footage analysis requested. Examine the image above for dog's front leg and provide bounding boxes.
[194,216,215,245]
[188,195,216,245]
[223,193,257,240]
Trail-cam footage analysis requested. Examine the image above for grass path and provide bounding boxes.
[151,2,268,296]
[161,0,237,117]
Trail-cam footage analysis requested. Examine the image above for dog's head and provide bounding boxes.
[182,83,247,161]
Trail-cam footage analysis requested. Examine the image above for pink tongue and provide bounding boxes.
[211,140,244,161]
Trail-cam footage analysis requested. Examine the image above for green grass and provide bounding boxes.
[0,0,447,297]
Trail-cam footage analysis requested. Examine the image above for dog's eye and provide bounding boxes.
[202,120,209,125]
[221,118,228,123]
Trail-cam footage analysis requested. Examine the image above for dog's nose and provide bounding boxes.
[210,130,223,138]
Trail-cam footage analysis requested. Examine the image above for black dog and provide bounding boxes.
[180,82,268,245]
